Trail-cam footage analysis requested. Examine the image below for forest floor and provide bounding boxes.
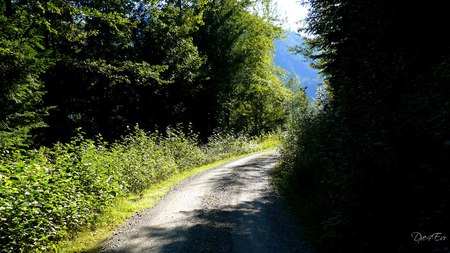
[95,150,311,253]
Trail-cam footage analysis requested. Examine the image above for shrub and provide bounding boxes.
[0,126,275,252]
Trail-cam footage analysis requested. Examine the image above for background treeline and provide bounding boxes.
[278,0,450,252]
[0,0,291,149]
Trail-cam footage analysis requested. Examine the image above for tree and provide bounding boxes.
[41,0,180,142]
[282,0,450,252]
[2,0,290,144]
[0,0,54,150]
[193,0,290,135]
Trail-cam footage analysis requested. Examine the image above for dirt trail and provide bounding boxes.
[98,150,311,253]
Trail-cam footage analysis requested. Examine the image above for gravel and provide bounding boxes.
[97,150,312,253]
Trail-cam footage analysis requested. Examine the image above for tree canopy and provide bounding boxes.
[0,0,292,147]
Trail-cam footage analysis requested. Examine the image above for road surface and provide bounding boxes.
[98,150,311,253]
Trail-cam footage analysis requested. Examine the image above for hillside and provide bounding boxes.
[274,31,321,99]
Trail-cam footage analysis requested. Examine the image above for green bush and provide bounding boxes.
[0,127,274,252]
[205,132,259,161]
[160,127,206,172]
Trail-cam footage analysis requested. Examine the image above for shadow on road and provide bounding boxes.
[100,154,312,253]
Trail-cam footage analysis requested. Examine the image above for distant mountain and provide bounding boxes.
[274,31,321,99]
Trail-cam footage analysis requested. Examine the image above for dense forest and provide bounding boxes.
[278,0,450,252]
[3,0,449,252]
[0,0,302,251]
[0,0,293,148]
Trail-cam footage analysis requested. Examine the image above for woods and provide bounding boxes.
[3,0,449,252]
[0,0,291,251]
[278,0,450,252]
[0,0,290,147]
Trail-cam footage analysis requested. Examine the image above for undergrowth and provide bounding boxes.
[0,127,279,252]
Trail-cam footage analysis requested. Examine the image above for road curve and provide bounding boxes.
[97,150,311,253]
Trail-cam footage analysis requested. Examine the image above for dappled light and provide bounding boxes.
[98,154,311,253]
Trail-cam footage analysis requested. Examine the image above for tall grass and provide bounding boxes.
[0,127,277,252]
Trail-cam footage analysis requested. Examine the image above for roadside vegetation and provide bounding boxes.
[276,1,450,253]
[0,126,279,252]
[0,0,290,251]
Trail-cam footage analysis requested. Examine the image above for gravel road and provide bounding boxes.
[97,150,311,253]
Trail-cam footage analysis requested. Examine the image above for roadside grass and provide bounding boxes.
[57,143,279,252]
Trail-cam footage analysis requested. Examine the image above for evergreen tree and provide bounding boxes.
[282,0,450,252]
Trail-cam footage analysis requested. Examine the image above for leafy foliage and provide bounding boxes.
[1,0,291,145]
[278,0,450,252]
[0,126,275,252]
[0,0,290,251]
[0,8,50,150]
[193,0,289,135]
